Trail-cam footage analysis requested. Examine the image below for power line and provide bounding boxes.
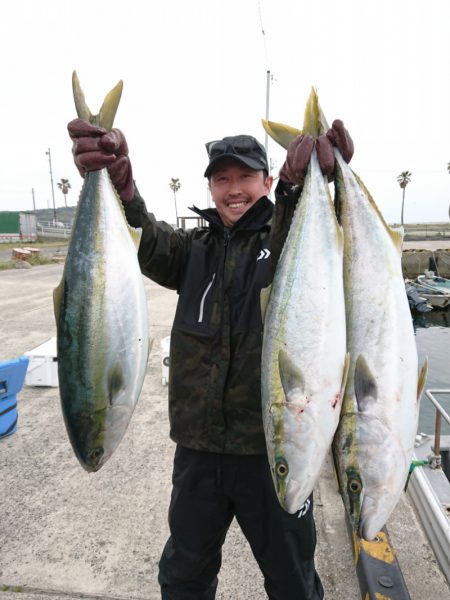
[257,0,270,70]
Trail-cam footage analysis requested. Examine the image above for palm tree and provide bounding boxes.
[169,178,181,225]
[397,171,412,226]
[57,178,71,208]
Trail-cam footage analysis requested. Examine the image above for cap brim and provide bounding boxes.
[204,154,267,178]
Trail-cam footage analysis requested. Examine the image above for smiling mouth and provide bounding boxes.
[227,201,248,209]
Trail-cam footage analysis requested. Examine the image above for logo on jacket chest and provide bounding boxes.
[256,248,271,262]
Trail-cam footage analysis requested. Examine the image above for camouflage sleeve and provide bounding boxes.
[269,179,302,276]
[122,186,191,290]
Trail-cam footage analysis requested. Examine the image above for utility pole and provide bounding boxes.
[31,188,36,212]
[46,148,57,224]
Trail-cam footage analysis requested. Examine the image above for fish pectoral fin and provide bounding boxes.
[53,280,64,322]
[278,348,305,401]
[108,363,125,406]
[417,357,429,402]
[354,355,378,412]
[260,284,272,322]
[261,120,301,150]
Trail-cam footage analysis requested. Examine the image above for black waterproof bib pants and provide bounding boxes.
[158,446,324,600]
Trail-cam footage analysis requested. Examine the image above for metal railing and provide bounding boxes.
[424,389,450,466]
[36,222,72,239]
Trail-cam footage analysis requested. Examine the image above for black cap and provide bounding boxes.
[204,135,268,178]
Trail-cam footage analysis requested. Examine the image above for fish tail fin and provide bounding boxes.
[302,87,330,137]
[261,87,330,149]
[72,70,123,131]
[261,120,302,150]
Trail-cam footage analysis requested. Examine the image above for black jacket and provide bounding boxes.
[123,183,299,454]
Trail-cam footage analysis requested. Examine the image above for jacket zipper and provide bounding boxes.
[198,273,216,323]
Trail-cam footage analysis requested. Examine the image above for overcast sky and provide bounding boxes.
[1,0,449,224]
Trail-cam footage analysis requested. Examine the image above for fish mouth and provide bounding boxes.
[85,447,106,472]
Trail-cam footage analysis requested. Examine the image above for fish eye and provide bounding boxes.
[348,478,362,494]
[276,460,289,479]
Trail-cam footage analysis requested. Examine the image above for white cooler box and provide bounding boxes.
[161,336,170,386]
[25,337,58,387]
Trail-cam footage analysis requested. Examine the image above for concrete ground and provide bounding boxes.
[1,263,449,599]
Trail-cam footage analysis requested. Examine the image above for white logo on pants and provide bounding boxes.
[297,498,311,518]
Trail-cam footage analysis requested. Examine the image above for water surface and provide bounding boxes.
[414,309,450,435]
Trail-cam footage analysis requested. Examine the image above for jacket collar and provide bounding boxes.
[189,196,274,234]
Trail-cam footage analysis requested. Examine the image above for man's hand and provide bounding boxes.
[279,120,354,186]
[68,119,135,201]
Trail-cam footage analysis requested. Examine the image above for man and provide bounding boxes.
[68,119,353,599]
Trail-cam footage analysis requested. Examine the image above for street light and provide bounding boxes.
[46,148,57,224]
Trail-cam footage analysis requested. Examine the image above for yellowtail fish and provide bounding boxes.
[53,71,150,472]
[332,150,427,540]
[260,88,349,512]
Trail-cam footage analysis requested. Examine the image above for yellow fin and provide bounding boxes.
[340,353,350,398]
[128,225,142,251]
[262,87,330,149]
[388,226,404,254]
[72,70,123,131]
[417,358,428,402]
[352,170,404,254]
[98,79,123,131]
[72,71,92,123]
[260,284,272,322]
[53,280,64,323]
[261,120,301,150]
[302,87,330,137]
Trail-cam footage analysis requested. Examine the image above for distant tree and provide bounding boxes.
[397,171,412,226]
[169,178,181,225]
[57,178,71,208]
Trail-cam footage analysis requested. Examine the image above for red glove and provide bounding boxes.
[68,119,135,201]
[279,120,354,186]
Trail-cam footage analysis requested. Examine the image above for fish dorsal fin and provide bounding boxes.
[354,355,378,412]
[72,70,123,131]
[388,226,404,254]
[262,87,330,149]
[278,348,305,402]
[417,358,428,402]
[260,284,272,322]
[352,171,404,254]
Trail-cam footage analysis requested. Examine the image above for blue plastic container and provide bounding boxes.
[0,356,29,438]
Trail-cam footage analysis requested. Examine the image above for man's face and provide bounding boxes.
[208,159,273,228]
